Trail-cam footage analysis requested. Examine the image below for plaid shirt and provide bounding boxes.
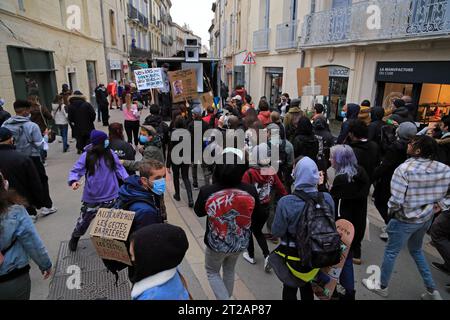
[389,158,450,224]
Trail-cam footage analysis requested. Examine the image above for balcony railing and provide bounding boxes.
[276,21,299,50]
[253,28,270,52]
[301,0,450,47]
[130,46,152,58]
[127,3,138,20]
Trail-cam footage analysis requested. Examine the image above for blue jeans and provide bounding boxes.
[57,124,69,151]
[381,218,436,290]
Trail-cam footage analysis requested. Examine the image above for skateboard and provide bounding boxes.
[311,219,355,300]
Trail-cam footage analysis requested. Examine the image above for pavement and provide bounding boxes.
[28,109,450,300]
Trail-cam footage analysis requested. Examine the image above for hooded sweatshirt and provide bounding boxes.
[68,146,129,204]
[258,111,272,127]
[242,144,287,204]
[118,175,163,234]
[368,107,385,146]
[272,157,335,247]
[390,107,414,124]
[2,116,43,157]
[337,104,360,144]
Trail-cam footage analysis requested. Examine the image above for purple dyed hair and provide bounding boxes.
[330,145,358,182]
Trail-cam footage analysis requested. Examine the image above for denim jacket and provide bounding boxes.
[0,205,52,276]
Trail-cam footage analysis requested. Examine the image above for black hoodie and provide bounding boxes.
[349,140,380,182]
[390,107,414,124]
[368,107,385,146]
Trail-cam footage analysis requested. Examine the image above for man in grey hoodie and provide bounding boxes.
[2,100,57,219]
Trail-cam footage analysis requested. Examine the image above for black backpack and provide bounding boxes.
[292,191,341,269]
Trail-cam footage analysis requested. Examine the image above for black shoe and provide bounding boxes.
[188,201,194,208]
[69,236,80,252]
[173,194,181,202]
[432,262,450,276]
[193,183,199,190]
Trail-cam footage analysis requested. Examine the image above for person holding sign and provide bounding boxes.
[68,130,129,252]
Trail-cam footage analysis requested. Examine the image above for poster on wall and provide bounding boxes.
[134,68,165,91]
[168,69,199,103]
[297,67,329,97]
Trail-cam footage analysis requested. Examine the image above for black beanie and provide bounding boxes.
[129,224,189,283]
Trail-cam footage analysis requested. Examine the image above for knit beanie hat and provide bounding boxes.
[397,122,417,140]
[129,224,189,284]
[90,130,108,146]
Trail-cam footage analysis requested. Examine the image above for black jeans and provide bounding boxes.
[76,132,90,153]
[100,104,110,126]
[431,212,450,270]
[30,156,52,209]
[248,204,271,259]
[282,283,314,301]
[352,208,368,260]
[124,120,140,146]
[172,164,193,203]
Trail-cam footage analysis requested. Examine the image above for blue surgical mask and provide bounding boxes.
[340,111,347,118]
[152,178,166,196]
[104,139,110,149]
[139,135,148,145]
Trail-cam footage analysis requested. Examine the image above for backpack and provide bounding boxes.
[156,121,170,145]
[380,125,397,154]
[102,197,163,283]
[292,191,341,269]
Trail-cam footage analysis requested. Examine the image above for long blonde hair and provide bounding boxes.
[125,94,132,110]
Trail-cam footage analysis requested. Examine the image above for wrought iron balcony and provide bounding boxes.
[253,28,270,52]
[127,3,138,20]
[276,21,299,50]
[130,46,152,59]
[301,0,450,48]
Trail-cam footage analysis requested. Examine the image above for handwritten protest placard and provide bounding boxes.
[168,69,198,103]
[91,237,132,266]
[200,92,214,109]
[89,208,135,265]
[134,68,164,91]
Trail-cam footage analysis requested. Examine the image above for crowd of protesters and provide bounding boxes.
[0,79,449,302]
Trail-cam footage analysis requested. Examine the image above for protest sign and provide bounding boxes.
[134,68,164,91]
[297,67,329,97]
[168,69,198,103]
[89,208,135,264]
[200,92,214,109]
[91,237,132,266]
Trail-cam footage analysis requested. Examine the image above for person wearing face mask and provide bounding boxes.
[0,128,44,221]
[67,130,129,252]
[337,103,361,144]
[117,160,166,235]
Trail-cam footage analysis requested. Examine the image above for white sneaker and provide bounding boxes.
[380,232,389,241]
[264,256,272,273]
[421,290,443,300]
[242,252,256,265]
[41,207,58,217]
[362,278,389,298]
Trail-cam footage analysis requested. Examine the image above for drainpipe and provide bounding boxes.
[100,0,110,82]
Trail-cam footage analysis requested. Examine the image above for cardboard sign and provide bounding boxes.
[297,67,329,97]
[134,68,164,91]
[168,69,198,103]
[200,92,214,109]
[91,237,132,266]
[89,208,135,241]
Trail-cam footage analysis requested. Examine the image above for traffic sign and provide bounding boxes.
[243,52,256,65]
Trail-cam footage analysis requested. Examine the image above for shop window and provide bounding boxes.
[381,83,413,109]
[418,84,450,123]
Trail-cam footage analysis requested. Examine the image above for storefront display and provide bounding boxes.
[375,61,450,125]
